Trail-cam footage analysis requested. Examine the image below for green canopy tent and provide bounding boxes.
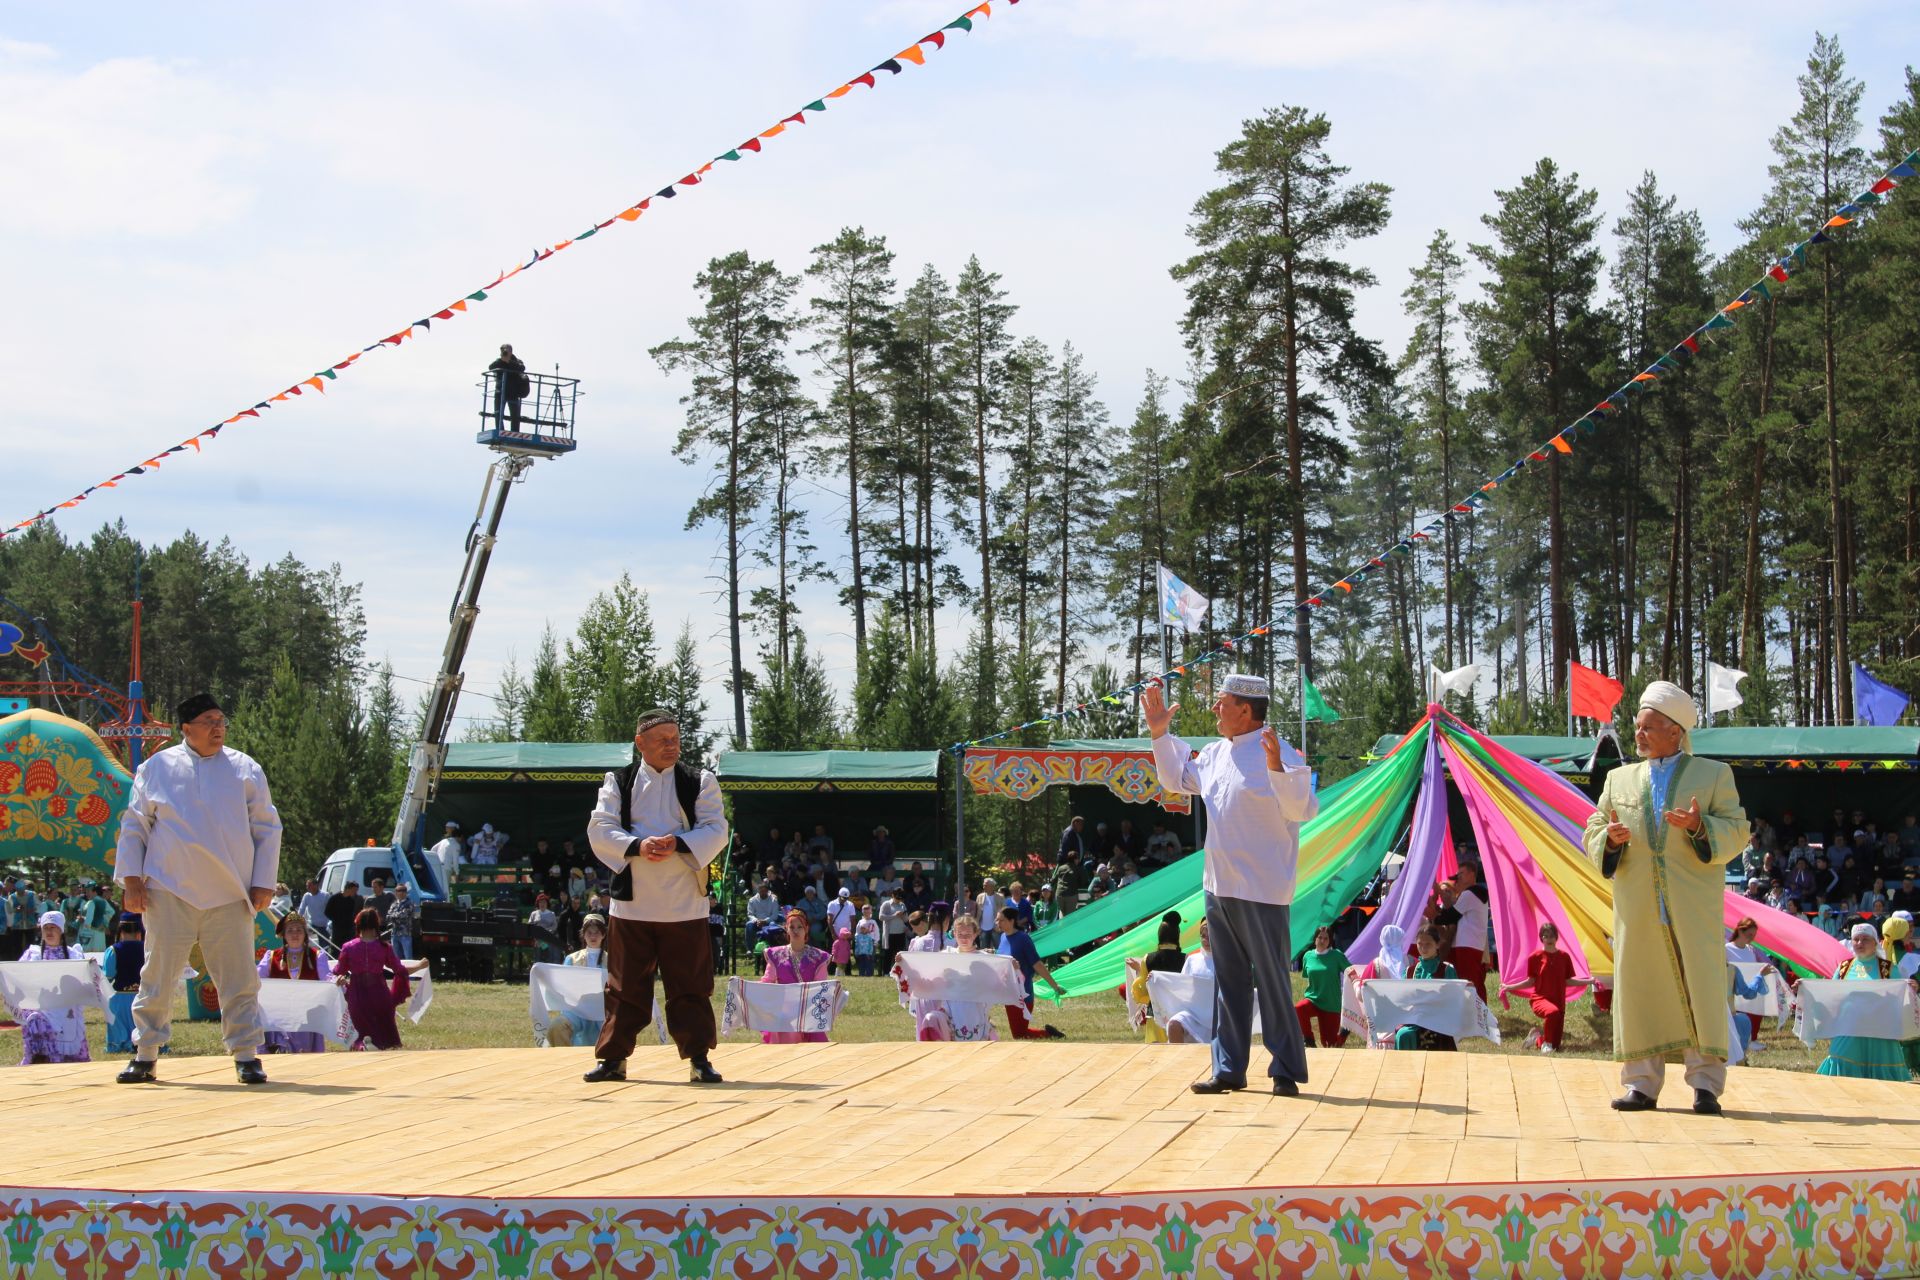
[423,742,634,858]
[715,749,945,881]
[1683,725,1920,832]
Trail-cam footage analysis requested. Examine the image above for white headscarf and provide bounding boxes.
[1375,924,1408,980]
[1638,680,1699,753]
[1851,921,1880,947]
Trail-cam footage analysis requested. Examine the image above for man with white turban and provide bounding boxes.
[1582,680,1748,1115]
[1143,672,1318,1097]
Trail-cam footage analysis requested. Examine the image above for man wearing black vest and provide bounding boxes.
[583,708,728,1084]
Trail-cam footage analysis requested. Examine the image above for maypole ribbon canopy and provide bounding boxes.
[1043,710,1847,1003]
[5,2,1021,540]
[950,146,1920,755]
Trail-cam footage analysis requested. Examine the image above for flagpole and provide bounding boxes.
[1300,660,1308,755]
[1567,660,1574,737]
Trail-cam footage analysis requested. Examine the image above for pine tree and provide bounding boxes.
[1046,342,1109,710]
[749,632,839,750]
[1174,106,1392,690]
[662,623,713,766]
[803,227,896,675]
[1767,33,1870,720]
[565,572,662,742]
[880,264,965,652]
[522,624,583,742]
[1468,157,1606,702]
[748,370,825,670]
[994,339,1054,679]
[952,255,1018,693]
[851,604,909,747]
[1098,372,1184,695]
[652,251,802,744]
[1399,230,1475,668]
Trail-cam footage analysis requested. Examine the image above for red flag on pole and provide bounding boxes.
[1569,661,1625,721]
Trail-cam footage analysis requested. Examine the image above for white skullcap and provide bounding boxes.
[1899,911,1916,924]
[1220,673,1270,699]
[1852,921,1879,944]
[1638,681,1699,730]
[37,910,64,931]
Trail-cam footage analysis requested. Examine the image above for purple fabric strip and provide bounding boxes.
[1347,726,1447,968]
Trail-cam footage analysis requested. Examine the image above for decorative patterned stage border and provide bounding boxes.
[964,745,1192,814]
[9,1172,1920,1280]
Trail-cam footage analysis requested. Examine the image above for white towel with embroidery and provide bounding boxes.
[255,978,353,1044]
[406,966,434,1025]
[894,951,1027,1006]
[1792,978,1920,1045]
[1144,971,1261,1041]
[0,960,109,1017]
[720,977,847,1036]
[1358,978,1502,1046]
[1732,962,1792,1021]
[529,963,605,1045]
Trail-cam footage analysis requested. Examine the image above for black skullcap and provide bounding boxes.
[175,692,224,725]
[634,707,678,734]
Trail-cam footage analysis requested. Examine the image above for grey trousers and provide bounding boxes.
[1207,892,1309,1084]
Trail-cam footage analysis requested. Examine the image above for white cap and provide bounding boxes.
[1220,673,1270,699]
[37,910,64,931]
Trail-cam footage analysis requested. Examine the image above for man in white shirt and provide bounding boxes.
[114,693,281,1086]
[583,709,728,1085]
[296,878,330,942]
[827,886,858,939]
[430,821,464,893]
[1449,863,1491,1002]
[976,878,1006,935]
[746,882,783,940]
[1145,673,1318,1097]
[470,823,503,865]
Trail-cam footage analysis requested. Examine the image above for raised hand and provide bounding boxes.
[1260,724,1284,772]
[1663,795,1703,834]
[1605,809,1631,849]
[1141,681,1178,738]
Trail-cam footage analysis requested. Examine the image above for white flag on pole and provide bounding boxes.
[1157,565,1210,634]
[1707,661,1746,715]
[1430,663,1482,698]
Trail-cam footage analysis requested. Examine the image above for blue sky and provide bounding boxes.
[5,2,1919,736]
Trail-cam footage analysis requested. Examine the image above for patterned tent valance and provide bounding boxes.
[963,746,1191,814]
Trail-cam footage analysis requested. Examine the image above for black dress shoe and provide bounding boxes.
[1610,1089,1657,1112]
[689,1058,723,1084]
[1272,1078,1301,1097]
[235,1059,268,1085]
[1189,1076,1247,1095]
[1042,1025,1066,1040]
[116,1059,157,1085]
[582,1059,627,1083]
[1692,1088,1723,1116]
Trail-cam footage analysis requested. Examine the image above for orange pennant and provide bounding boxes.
[1826,214,1851,228]
[760,123,786,139]
[826,83,853,99]
[1550,436,1573,454]
[1632,372,1656,382]
[450,300,467,313]
[617,205,644,222]
[303,376,326,392]
[897,45,927,65]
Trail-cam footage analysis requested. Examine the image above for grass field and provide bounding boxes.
[61,969,1828,1072]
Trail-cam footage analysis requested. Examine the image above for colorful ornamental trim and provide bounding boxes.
[6,1172,1920,1279]
[964,746,1193,814]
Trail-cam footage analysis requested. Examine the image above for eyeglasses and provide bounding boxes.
[189,716,228,729]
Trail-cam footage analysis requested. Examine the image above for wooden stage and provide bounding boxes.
[11,1043,1920,1278]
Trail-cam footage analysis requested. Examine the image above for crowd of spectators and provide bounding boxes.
[1734,808,1920,936]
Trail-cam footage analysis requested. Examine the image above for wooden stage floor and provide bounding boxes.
[14,1042,1918,1198]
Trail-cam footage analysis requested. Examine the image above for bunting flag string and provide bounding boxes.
[3,2,1019,542]
[951,145,1920,753]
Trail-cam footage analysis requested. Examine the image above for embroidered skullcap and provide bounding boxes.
[1220,673,1270,699]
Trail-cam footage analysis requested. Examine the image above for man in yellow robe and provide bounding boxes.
[1582,680,1747,1115]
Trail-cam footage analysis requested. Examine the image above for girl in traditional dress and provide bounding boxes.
[1127,916,1189,1043]
[1725,916,1767,1050]
[334,908,421,1050]
[1393,925,1458,1052]
[256,912,332,1054]
[100,915,142,1055]
[1816,922,1913,1081]
[1500,922,1592,1053]
[1295,924,1350,1049]
[19,912,89,1064]
[548,914,608,1048]
[936,914,999,1042]
[1167,918,1215,1044]
[761,909,831,1044]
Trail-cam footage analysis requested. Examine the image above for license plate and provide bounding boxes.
[461,935,492,946]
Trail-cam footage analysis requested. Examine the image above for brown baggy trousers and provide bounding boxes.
[594,916,716,1062]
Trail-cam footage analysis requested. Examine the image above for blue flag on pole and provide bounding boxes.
[1853,663,1911,726]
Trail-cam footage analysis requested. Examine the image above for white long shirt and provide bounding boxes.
[430,836,464,888]
[1453,887,1490,954]
[586,761,728,922]
[114,743,282,911]
[1151,728,1317,907]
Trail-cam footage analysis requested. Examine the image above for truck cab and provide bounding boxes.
[317,843,445,902]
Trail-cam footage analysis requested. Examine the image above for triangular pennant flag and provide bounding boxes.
[945,16,974,31]
[852,71,877,89]
[803,99,826,113]
[874,58,903,74]
[896,45,927,65]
